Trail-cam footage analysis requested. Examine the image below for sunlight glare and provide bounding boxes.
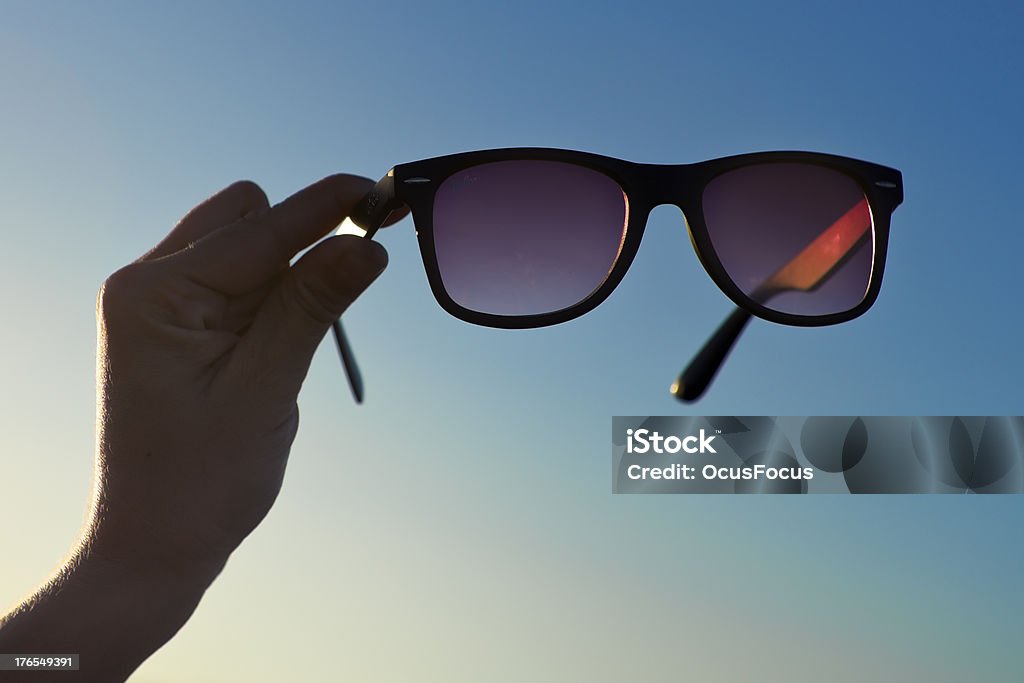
[337,216,367,237]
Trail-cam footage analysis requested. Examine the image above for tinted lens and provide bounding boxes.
[432,160,628,317]
[702,163,873,317]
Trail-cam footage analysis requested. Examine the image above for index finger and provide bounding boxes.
[168,174,376,295]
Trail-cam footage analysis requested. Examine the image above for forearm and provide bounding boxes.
[0,543,222,681]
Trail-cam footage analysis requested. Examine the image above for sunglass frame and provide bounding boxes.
[351,148,903,329]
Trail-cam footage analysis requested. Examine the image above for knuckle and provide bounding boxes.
[228,180,270,214]
[96,263,153,322]
[98,265,137,308]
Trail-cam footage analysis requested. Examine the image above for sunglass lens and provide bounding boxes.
[432,160,628,317]
[702,163,873,317]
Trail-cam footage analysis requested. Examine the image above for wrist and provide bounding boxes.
[81,509,229,602]
[0,539,225,682]
[71,537,224,677]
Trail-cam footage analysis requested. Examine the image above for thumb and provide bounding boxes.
[224,235,388,394]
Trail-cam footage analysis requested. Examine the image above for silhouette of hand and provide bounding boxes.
[90,175,387,579]
[0,175,391,680]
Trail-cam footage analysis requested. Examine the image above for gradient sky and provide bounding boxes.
[1,1,1022,681]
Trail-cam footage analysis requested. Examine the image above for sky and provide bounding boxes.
[1,1,1022,681]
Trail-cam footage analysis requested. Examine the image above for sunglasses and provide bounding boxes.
[331,148,903,402]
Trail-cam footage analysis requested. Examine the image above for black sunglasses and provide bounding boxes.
[331,148,903,402]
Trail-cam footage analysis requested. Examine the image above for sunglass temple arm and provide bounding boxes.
[672,307,752,402]
[331,169,403,404]
[674,198,874,402]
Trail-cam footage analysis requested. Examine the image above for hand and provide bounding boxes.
[0,174,388,681]
[90,174,387,577]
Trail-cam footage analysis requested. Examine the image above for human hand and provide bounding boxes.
[88,175,388,580]
[0,175,392,680]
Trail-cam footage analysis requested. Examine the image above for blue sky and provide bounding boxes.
[1,1,1022,680]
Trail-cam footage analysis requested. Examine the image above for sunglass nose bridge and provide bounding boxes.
[654,166,713,270]
[635,162,683,206]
